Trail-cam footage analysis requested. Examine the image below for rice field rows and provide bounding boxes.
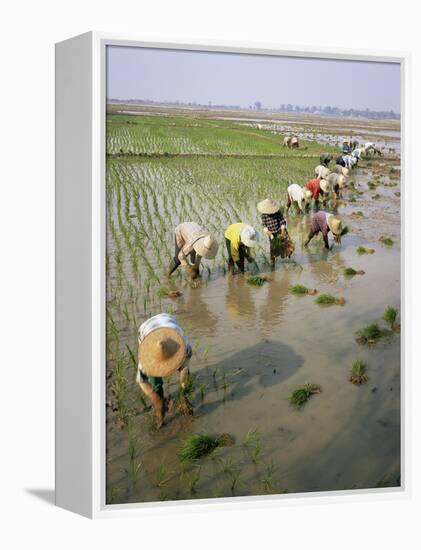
[106,114,337,156]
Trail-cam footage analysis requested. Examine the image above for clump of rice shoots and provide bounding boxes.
[395,191,401,197]
[178,433,234,462]
[247,275,268,286]
[290,284,318,296]
[289,383,321,408]
[356,323,386,344]
[344,267,365,276]
[382,306,399,330]
[348,195,357,203]
[349,360,369,385]
[351,210,364,218]
[315,293,345,306]
[379,235,394,246]
[368,181,377,189]
[156,285,170,298]
[356,245,375,255]
[372,194,381,199]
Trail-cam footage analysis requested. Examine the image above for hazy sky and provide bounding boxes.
[107,46,400,112]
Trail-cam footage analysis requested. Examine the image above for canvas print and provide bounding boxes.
[105,46,401,505]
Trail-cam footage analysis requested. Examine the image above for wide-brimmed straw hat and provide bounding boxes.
[327,215,343,237]
[257,198,280,215]
[193,234,218,259]
[139,328,187,377]
[240,225,260,247]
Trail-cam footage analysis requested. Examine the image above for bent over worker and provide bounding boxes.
[224,222,260,273]
[257,198,294,268]
[167,222,218,279]
[136,313,192,429]
[304,211,344,249]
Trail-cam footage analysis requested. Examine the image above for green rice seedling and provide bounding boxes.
[202,347,209,362]
[290,284,308,295]
[368,181,377,190]
[198,383,208,401]
[356,323,387,344]
[106,485,120,505]
[395,191,401,197]
[289,383,321,408]
[315,293,345,306]
[348,194,357,202]
[349,360,369,385]
[382,306,399,330]
[379,235,394,246]
[184,466,202,495]
[125,344,137,372]
[247,275,268,286]
[156,286,170,298]
[356,245,375,255]
[290,284,318,296]
[178,434,220,462]
[344,267,365,276]
[261,462,276,494]
[152,460,173,488]
[372,193,381,200]
[242,428,263,465]
[351,210,364,218]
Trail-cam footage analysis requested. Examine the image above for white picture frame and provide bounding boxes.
[55,31,410,518]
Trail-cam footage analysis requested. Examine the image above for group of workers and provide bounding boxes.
[135,150,347,428]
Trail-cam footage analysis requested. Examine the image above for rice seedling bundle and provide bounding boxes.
[290,284,318,296]
[247,275,269,286]
[349,360,369,385]
[382,306,399,330]
[178,433,235,462]
[356,323,386,344]
[289,383,321,408]
[379,235,394,246]
[315,293,345,306]
[344,267,365,276]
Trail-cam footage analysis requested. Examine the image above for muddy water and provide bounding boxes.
[106,157,401,503]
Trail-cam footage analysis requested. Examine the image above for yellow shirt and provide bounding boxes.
[224,223,248,262]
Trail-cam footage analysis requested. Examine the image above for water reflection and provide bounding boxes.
[224,274,257,321]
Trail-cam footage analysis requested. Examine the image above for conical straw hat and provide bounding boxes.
[257,198,279,214]
[139,328,187,377]
[193,234,218,259]
[327,215,342,236]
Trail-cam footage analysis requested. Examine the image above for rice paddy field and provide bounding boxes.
[105,106,401,505]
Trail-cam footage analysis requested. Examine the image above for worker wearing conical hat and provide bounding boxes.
[304,211,344,249]
[257,198,294,268]
[136,313,192,429]
[168,222,218,279]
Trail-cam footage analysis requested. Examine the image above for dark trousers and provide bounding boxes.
[225,238,246,271]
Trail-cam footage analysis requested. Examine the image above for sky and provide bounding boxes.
[106,46,400,112]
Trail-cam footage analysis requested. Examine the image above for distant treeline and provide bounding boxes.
[108,98,400,120]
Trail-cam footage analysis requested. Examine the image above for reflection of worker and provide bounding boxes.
[304,211,343,249]
[257,198,294,268]
[224,223,260,274]
[136,313,192,429]
[167,222,218,279]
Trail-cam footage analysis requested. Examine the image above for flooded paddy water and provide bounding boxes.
[105,110,401,504]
